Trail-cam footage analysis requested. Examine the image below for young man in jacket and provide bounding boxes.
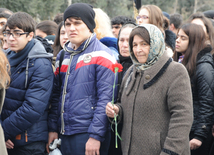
[47,3,116,155]
[1,12,54,155]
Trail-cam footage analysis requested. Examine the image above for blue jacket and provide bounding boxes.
[48,34,116,142]
[1,39,54,147]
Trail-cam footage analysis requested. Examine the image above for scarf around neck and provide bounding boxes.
[7,39,34,74]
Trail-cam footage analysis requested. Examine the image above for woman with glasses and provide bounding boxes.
[106,24,193,155]
[136,5,176,57]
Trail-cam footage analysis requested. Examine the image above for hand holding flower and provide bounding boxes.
[106,102,119,118]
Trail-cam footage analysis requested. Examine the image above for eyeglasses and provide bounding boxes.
[3,31,29,38]
[136,15,149,20]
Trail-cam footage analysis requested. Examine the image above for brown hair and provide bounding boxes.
[129,27,150,51]
[6,12,35,33]
[0,50,10,89]
[174,23,206,77]
[139,5,164,32]
[53,21,64,57]
[188,12,214,49]
[36,20,58,36]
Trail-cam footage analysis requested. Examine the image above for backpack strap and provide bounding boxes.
[59,50,65,86]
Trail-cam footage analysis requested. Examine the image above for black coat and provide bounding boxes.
[108,55,132,155]
[117,55,133,94]
[191,46,214,142]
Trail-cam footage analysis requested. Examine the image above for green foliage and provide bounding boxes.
[0,0,213,21]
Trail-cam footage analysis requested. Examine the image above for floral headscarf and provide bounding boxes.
[129,24,165,70]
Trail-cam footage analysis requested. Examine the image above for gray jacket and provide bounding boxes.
[117,51,193,155]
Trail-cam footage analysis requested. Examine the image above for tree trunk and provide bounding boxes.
[174,0,178,13]
[68,0,71,6]
[193,0,197,13]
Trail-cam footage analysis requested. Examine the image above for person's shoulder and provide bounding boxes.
[197,45,213,64]
[168,60,189,76]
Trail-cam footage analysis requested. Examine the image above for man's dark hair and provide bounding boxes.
[203,10,214,19]
[111,16,136,26]
[36,20,58,35]
[0,13,11,19]
[170,13,182,29]
[6,12,35,33]
[53,13,63,25]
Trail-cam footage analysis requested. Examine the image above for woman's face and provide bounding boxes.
[118,27,133,57]
[191,18,207,35]
[175,29,189,54]
[132,35,150,64]
[137,8,150,25]
[60,25,68,48]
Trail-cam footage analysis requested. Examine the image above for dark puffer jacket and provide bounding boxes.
[1,39,54,147]
[191,46,214,142]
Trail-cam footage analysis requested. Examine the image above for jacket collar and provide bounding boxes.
[197,45,212,61]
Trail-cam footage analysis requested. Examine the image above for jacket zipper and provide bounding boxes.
[61,54,73,134]
[25,130,28,142]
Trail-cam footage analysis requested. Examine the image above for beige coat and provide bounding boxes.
[0,88,8,155]
[117,51,193,155]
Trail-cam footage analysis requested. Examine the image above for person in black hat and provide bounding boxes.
[47,3,117,155]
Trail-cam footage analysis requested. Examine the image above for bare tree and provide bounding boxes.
[68,0,71,6]
[193,0,198,13]
[174,0,178,13]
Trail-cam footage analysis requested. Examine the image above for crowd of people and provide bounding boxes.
[0,2,214,155]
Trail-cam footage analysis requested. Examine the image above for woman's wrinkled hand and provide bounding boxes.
[105,102,119,118]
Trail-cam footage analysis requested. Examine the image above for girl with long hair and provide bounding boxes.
[188,12,214,49]
[174,23,214,155]
[0,50,10,154]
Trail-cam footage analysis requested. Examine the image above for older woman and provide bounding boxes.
[106,24,193,155]
[108,22,136,155]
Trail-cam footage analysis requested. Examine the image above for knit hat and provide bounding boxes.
[162,11,170,20]
[64,3,95,32]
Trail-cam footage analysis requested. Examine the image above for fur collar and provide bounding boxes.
[197,45,212,61]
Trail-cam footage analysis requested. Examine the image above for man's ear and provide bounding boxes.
[27,32,34,41]
[169,23,175,31]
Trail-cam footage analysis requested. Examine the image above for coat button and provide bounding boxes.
[145,75,150,80]
[202,125,206,129]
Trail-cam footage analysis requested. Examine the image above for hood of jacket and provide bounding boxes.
[28,39,53,59]
[25,39,53,88]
